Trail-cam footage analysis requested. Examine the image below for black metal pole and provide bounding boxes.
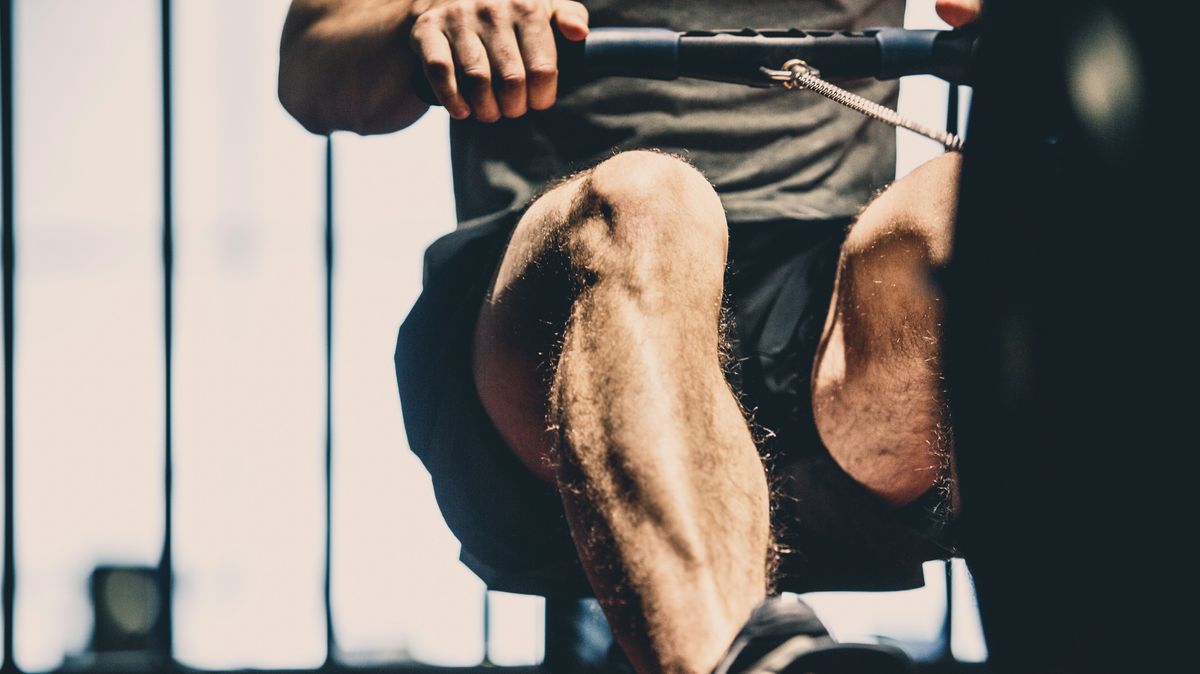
[935,84,960,666]
[1,0,17,669]
[322,136,335,668]
[947,83,960,136]
[481,592,491,665]
[157,0,175,661]
[0,0,14,666]
[939,560,955,663]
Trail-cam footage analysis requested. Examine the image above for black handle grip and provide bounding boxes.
[875,27,977,84]
[412,26,977,105]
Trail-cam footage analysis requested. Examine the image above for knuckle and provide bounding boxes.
[411,12,437,32]
[526,62,557,81]
[474,0,504,23]
[498,70,526,89]
[410,20,443,46]
[424,58,453,79]
[510,0,541,17]
[461,67,492,87]
[444,3,469,22]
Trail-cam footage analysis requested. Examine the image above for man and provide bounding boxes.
[279,1,980,672]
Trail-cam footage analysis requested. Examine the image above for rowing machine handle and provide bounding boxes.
[413,26,978,105]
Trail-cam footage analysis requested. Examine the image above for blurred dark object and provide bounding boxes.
[71,565,169,670]
[947,0,1192,672]
[544,598,634,674]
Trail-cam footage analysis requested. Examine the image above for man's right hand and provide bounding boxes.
[409,0,589,122]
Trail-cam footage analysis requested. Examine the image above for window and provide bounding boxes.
[0,0,983,671]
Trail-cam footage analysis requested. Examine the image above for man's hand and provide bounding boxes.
[935,0,982,28]
[409,0,589,122]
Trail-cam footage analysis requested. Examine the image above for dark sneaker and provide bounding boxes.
[711,595,911,674]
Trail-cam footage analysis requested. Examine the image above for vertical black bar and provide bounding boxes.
[481,592,491,665]
[322,137,334,668]
[946,84,960,136]
[937,83,959,665]
[936,559,954,663]
[157,0,174,661]
[0,0,15,670]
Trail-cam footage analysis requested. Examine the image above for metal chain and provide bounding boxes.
[761,60,964,152]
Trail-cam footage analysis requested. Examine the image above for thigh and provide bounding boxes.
[473,149,731,484]
[811,152,964,505]
[394,213,590,596]
[721,220,957,594]
[471,172,590,484]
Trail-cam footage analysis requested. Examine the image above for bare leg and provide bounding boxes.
[812,153,962,508]
[473,151,770,674]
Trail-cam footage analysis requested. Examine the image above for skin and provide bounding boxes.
[408,0,588,121]
[812,153,963,508]
[278,1,983,672]
[474,151,770,673]
[279,0,980,132]
[278,0,588,134]
[936,0,983,29]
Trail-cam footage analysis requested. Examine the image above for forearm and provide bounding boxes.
[279,0,427,135]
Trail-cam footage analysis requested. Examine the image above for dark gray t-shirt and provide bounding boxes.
[450,0,903,227]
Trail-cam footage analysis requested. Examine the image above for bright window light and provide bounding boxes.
[13,1,163,669]
[330,111,490,667]
[172,0,326,668]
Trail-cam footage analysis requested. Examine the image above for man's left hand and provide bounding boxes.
[935,0,982,28]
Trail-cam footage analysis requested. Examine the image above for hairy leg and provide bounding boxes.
[473,151,770,674]
[812,153,962,508]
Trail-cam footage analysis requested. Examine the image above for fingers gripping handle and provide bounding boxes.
[411,26,977,106]
[412,28,680,106]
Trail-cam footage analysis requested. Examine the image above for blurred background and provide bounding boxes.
[0,0,985,671]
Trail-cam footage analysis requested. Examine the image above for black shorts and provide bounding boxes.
[395,210,955,598]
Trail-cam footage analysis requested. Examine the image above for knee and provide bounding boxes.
[565,151,729,283]
[842,152,962,270]
[587,150,724,226]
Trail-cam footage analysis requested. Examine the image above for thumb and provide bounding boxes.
[935,0,983,28]
[551,0,589,41]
